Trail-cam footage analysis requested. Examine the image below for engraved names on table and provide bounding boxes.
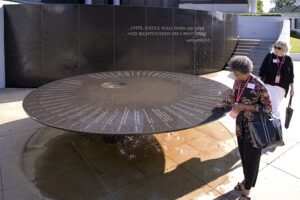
[23,71,230,134]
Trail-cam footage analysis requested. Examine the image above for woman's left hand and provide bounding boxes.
[233,103,245,112]
[233,104,257,112]
[290,87,294,97]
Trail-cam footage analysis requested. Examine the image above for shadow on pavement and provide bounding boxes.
[213,189,241,200]
[19,126,240,200]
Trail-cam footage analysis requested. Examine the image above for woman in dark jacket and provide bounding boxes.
[259,41,294,119]
[218,56,272,200]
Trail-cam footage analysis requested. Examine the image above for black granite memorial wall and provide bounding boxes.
[211,12,225,71]
[11,0,84,3]
[121,0,179,7]
[145,7,173,72]
[4,5,43,87]
[79,5,114,73]
[4,4,237,87]
[43,4,79,83]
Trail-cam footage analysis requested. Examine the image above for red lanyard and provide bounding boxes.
[276,56,285,71]
[235,76,251,103]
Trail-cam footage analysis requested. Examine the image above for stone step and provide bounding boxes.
[235,48,253,51]
[234,48,262,52]
[225,66,261,73]
[237,46,272,50]
[229,39,275,73]
[235,51,269,55]
[238,39,274,43]
[235,51,253,54]
[233,52,266,57]
[238,42,274,46]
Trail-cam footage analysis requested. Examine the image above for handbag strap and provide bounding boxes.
[288,96,293,108]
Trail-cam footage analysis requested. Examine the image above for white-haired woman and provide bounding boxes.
[259,41,294,119]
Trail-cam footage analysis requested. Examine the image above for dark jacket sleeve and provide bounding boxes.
[288,56,294,84]
[259,53,271,78]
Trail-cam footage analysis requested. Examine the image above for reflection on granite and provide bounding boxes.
[43,4,79,83]
[212,12,225,70]
[79,5,114,74]
[146,7,173,71]
[4,5,43,87]
[114,6,147,70]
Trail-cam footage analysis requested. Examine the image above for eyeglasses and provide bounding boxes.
[274,46,282,50]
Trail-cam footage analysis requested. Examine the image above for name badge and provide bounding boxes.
[247,83,255,89]
[273,59,278,63]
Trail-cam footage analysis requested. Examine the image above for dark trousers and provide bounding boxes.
[237,136,262,190]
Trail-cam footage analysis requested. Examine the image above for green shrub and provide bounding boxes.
[291,30,300,39]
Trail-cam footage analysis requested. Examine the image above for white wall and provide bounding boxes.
[179,3,248,13]
[0,1,18,89]
[277,19,291,54]
[113,0,120,5]
[249,0,257,13]
[289,17,300,33]
[238,16,286,39]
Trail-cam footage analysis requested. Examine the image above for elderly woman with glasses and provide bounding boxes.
[218,56,272,200]
[259,41,294,119]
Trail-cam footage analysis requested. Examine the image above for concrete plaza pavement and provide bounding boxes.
[0,62,299,200]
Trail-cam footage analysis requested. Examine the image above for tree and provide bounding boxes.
[257,0,264,13]
[271,0,296,11]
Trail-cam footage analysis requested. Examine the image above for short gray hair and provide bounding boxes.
[228,56,253,74]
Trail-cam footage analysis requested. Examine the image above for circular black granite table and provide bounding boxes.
[23,71,231,135]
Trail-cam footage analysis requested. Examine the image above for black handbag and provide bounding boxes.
[285,96,293,129]
[248,108,284,149]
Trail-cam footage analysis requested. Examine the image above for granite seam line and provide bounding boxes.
[179,163,215,191]
[71,141,118,198]
[162,142,208,182]
[180,143,239,190]
[0,159,3,192]
[258,162,270,172]
[284,135,300,143]
[179,155,218,188]
[0,163,86,193]
[208,188,224,198]
[76,147,149,193]
[0,126,44,139]
[0,153,85,191]
[112,174,147,197]
[0,145,36,160]
[263,141,300,166]
[215,120,238,146]
[114,158,214,198]
[113,6,115,68]
[268,165,300,180]
[78,5,81,75]
[190,129,235,150]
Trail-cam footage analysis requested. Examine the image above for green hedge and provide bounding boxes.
[291,30,300,39]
